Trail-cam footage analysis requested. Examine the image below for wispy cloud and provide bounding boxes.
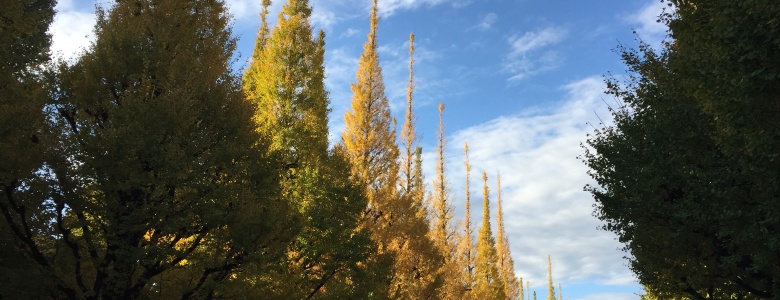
[324,47,360,144]
[225,0,343,31]
[504,27,567,81]
[475,13,498,31]
[625,0,672,48]
[377,0,471,17]
[223,0,276,22]
[426,76,636,291]
[508,27,565,55]
[340,28,361,39]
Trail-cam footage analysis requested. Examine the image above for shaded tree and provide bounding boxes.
[5,0,296,298]
[0,0,57,297]
[583,0,780,298]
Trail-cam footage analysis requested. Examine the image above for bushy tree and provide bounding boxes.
[0,1,56,296]
[584,0,780,298]
[1,0,296,298]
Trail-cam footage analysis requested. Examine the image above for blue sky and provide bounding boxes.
[50,0,672,299]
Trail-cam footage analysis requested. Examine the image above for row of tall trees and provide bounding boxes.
[0,0,533,298]
[339,1,526,298]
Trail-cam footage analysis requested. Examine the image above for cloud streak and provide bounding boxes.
[625,0,672,48]
[377,0,471,17]
[504,27,567,81]
[475,13,498,31]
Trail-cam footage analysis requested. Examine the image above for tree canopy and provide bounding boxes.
[584,0,780,298]
[0,0,530,299]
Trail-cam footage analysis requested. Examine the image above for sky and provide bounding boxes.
[49,0,672,299]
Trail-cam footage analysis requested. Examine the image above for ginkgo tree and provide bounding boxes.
[0,0,536,299]
[1,0,296,298]
[243,0,372,298]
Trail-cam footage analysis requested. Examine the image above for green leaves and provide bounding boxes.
[586,1,780,298]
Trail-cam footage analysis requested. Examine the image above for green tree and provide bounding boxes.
[243,0,372,298]
[0,1,56,297]
[244,0,329,165]
[473,172,505,300]
[9,0,296,298]
[583,0,780,298]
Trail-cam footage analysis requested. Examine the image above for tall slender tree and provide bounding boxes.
[430,103,463,299]
[473,172,505,299]
[431,103,453,250]
[341,0,401,296]
[242,0,372,298]
[389,32,444,299]
[458,143,477,294]
[342,0,398,198]
[399,33,418,198]
[547,255,556,300]
[558,283,563,300]
[496,173,521,299]
[520,276,525,300]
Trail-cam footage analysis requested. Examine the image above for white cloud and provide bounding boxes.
[311,8,338,29]
[476,13,498,31]
[340,28,361,38]
[49,1,96,62]
[325,47,360,144]
[504,27,567,81]
[377,0,471,17]
[626,0,672,48]
[430,76,637,291]
[509,27,566,56]
[224,0,284,22]
[224,0,256,21]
